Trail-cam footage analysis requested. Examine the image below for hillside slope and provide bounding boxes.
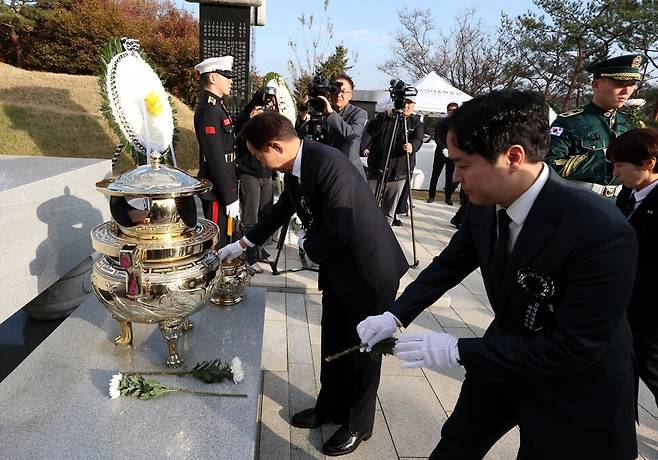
[0,63,198,173]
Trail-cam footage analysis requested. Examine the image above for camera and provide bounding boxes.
[262,85,277,112]
[303,74,342,143]
[307,74,342,115]
[389,79,418,111]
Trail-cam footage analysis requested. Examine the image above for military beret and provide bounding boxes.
[194,56,235,79]
[586,54,647,81]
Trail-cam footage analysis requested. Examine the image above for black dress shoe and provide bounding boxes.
[426,196,435,203]
[450,217,461,229]
[322,426,373,456]
[290,408,337,429]
[445,197,454,205]
[392,218,403,227]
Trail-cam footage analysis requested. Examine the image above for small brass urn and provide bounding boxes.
[90,153,222,367]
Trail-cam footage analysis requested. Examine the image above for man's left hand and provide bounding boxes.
[317,95,333,114]
[403,143,413,154]
[394,332,460,369]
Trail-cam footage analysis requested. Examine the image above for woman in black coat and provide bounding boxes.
[608,127,658,406]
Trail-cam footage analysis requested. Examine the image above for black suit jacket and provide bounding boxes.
[247,140,408,311]
[617,185,658,332]
[391,170,638,458]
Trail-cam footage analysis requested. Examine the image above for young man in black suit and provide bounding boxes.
[609,127,658,407]
[358,90,639,459]
[218,111,408,456]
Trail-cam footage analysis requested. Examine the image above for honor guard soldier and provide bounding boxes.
[546,54,647,198]
[194,56,240,247]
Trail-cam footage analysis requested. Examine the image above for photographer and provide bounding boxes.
[366,95,423,225]
[304,74,368,180]
[234,87,276,273]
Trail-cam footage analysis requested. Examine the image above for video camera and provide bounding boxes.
[304,74,342,143]
[307,74,342,115]
[389,79,418,111]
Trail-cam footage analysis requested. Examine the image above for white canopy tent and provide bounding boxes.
[375,71,472,115]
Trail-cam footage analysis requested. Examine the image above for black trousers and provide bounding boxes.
[633,329,658,407]
[428,151,456,199]
[201,198,230,248]
[314,289,389,433]
[239,174,273,264]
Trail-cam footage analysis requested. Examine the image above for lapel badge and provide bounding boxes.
[208,95,216,105]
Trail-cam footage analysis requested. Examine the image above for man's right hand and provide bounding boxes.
[217,240,246,262]
[357,311,399,351]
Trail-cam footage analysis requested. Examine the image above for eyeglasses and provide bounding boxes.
[336,89,352,96]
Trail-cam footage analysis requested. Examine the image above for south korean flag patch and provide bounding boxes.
[549,126,564,136]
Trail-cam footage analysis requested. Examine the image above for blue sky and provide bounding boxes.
[175,0,538,90]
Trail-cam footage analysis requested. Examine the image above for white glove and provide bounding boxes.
[394,332,460,369]
[217,240,245,262]
[226,200,240,219]
[442,148,449,157]
[297,229,306,251]
[357,311,399,351]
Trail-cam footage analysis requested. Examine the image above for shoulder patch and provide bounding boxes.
[549,126,564,136]
[559,108,583,117]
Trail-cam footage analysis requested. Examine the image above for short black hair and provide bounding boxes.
[447,102,458,110]
[447,89,549,163]
[607,128,658,172]
[240,111,299,150]
[333,73,354,90]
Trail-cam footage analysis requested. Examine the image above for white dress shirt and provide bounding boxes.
[291,140,304,185]
[630,178,658,213]
[497,163,550,253]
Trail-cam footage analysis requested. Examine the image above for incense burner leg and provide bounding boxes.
[159,319,184,368]
[114,318,133,345]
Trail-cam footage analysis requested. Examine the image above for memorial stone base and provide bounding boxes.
[0,287,266,459]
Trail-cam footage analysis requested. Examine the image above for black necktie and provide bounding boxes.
[623,193,636,218]
[490,209,511,304]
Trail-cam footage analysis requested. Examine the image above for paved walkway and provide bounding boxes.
[252,198,658,459]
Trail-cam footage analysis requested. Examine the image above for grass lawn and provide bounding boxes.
[0,63,199,174]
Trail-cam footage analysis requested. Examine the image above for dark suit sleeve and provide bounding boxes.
[458,218,638,379]
[197,108,238,206]
[245,187,294,246]
[326,108,367,148]
[391,207,480,326]
[302,163,358,264]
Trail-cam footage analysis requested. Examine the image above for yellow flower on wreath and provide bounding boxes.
[144,91,163,116]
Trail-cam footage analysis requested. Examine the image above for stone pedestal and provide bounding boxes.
[0,287,266,459]
[0,156,111,323]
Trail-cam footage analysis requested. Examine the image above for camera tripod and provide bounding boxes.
[268,217,319,275]
[373,110,420,269]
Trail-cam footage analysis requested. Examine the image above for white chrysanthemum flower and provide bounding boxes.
[109,373,123,399]
[230,357,245,384]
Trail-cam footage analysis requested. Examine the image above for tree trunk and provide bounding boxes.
[562,42,584,112]
[9,26,22,68]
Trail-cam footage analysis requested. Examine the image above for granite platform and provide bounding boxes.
[0,287,266,460]
[0,155,111,322]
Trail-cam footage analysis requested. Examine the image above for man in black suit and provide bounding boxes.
[357,90,639,459]
[427,102,458,204]
[608,127,658,407]
[218,111,408,456]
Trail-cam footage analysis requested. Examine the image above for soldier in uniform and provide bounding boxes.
[546,54,647,198]
[194,56,240,247]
